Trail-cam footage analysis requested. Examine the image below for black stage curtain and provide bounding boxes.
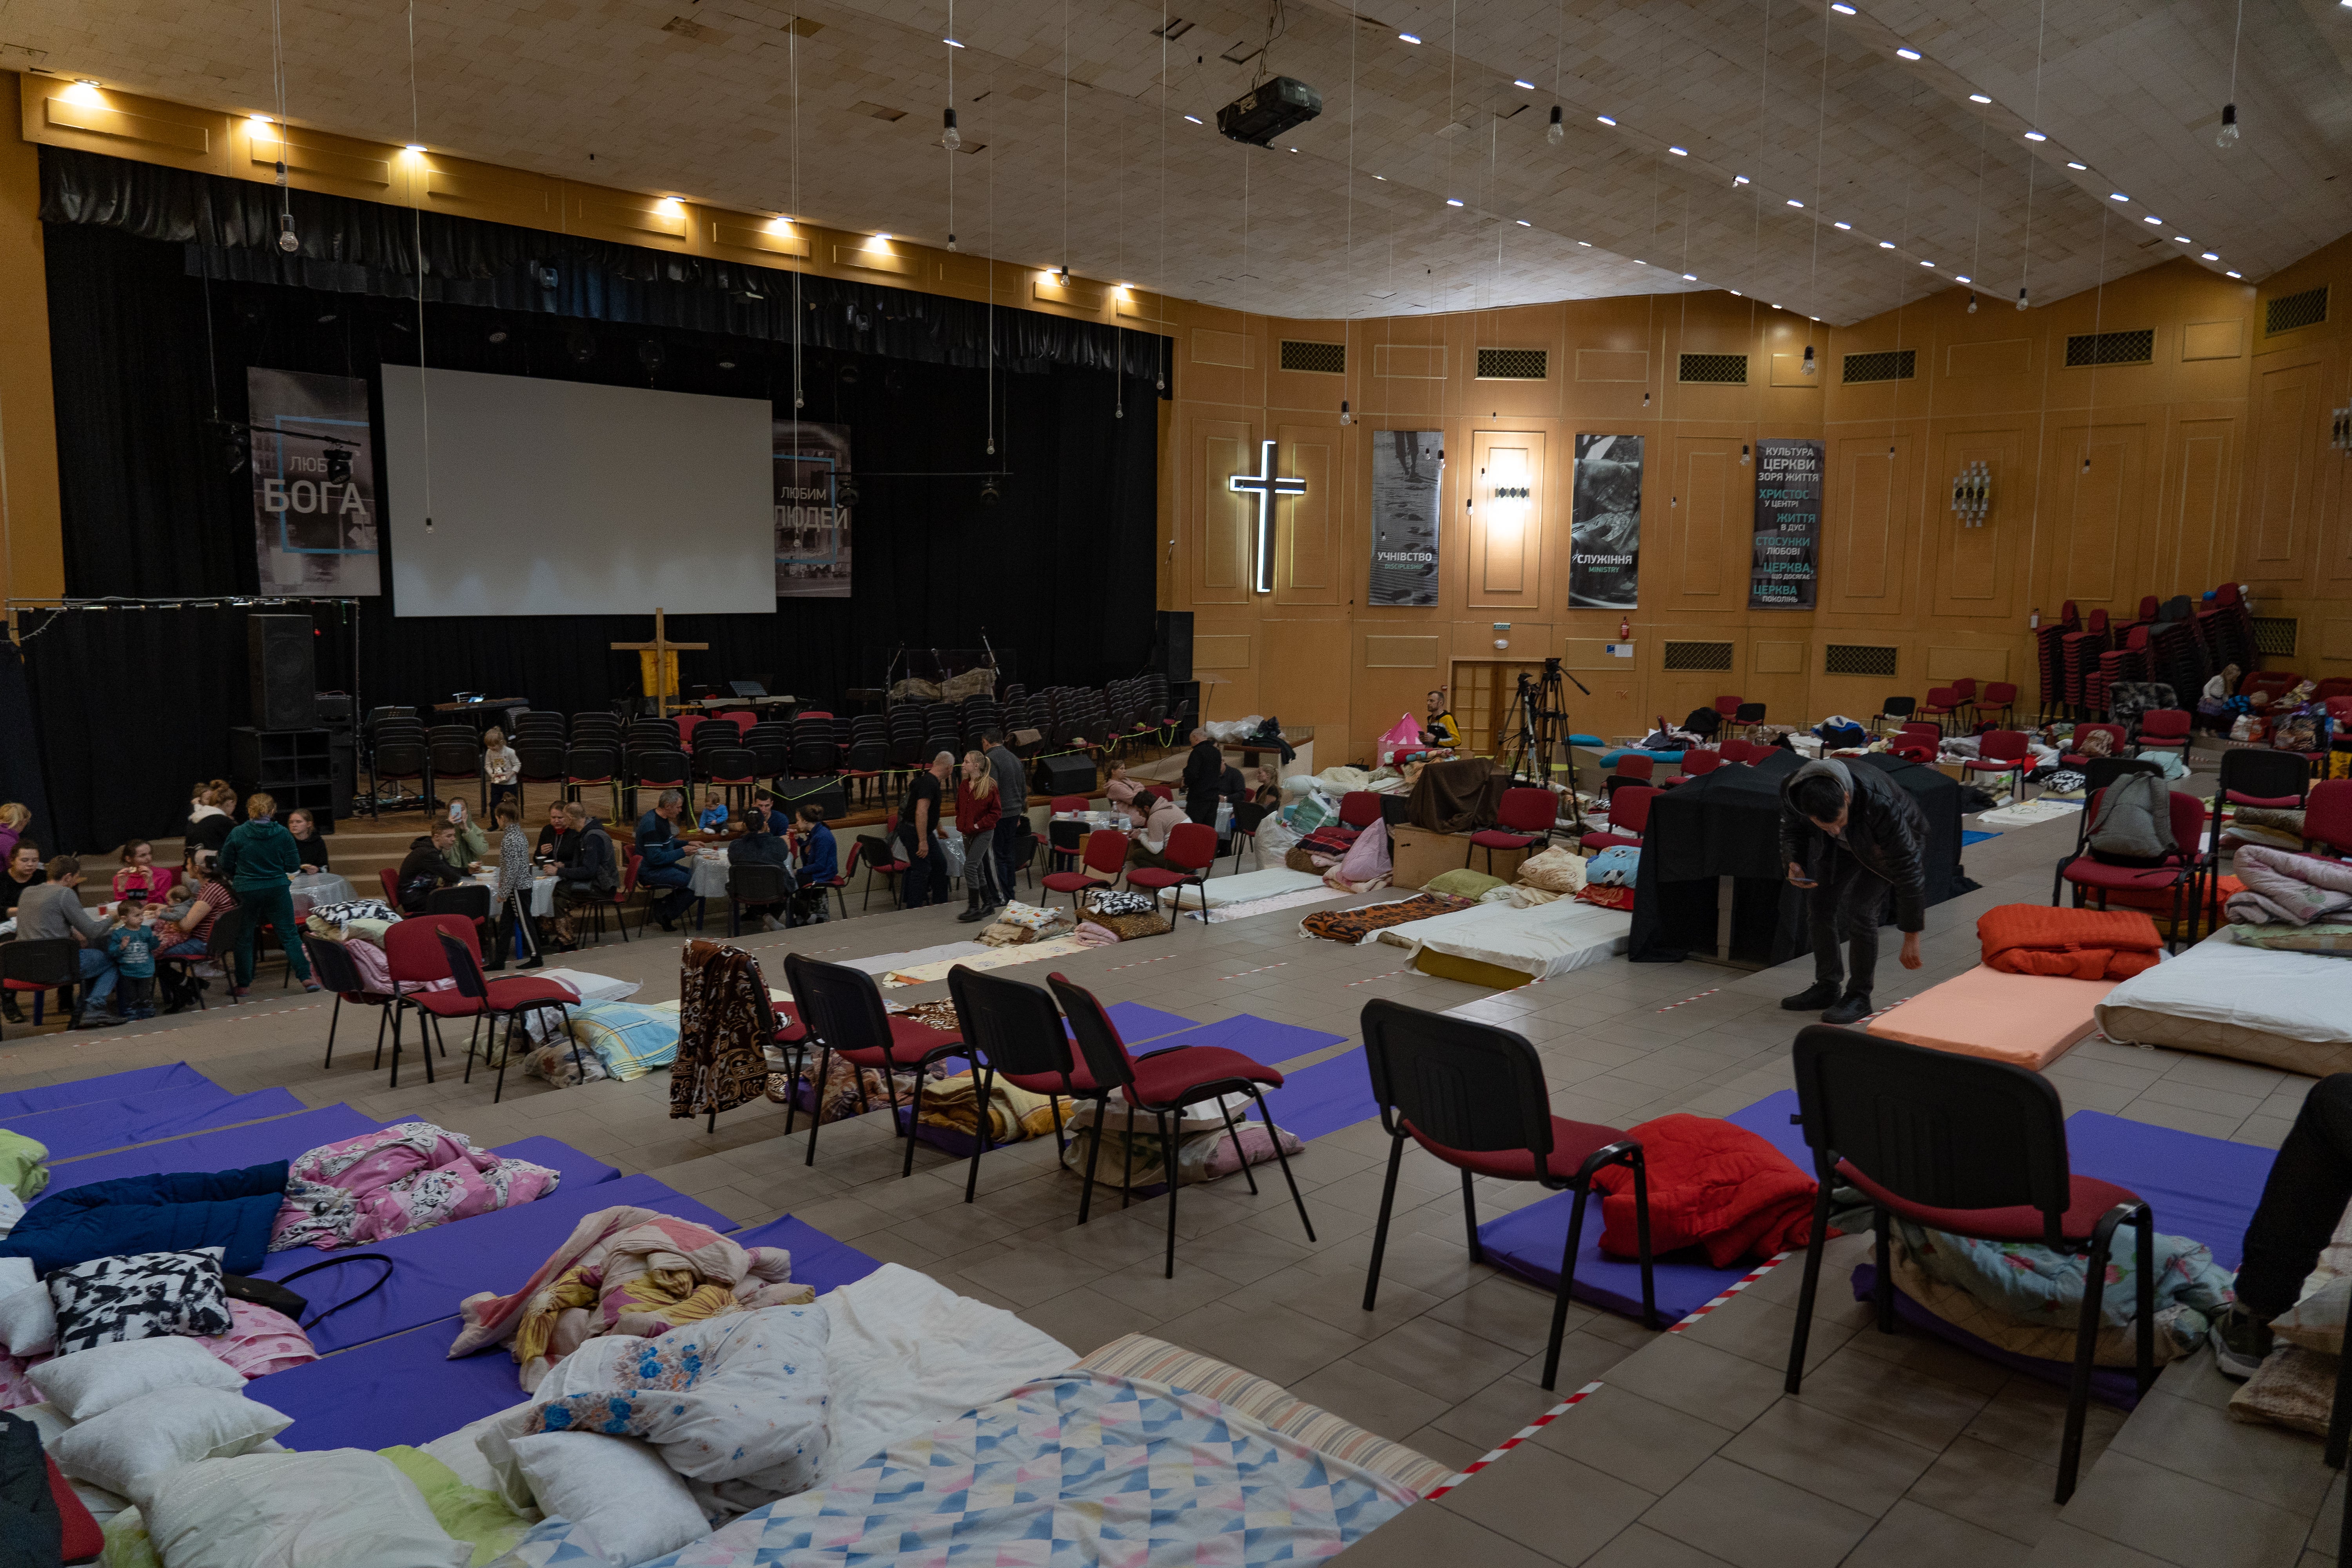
[33,154,1164,853]
[1626,751,1970,965]
[0,639,55,855]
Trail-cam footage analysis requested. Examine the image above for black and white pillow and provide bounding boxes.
[1084,890,1156,918]
[48,1249,234,1356]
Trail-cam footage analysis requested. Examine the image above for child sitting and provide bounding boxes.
[106,899,169,1020]
[697,790,730,833]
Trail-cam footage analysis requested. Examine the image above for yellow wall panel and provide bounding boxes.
[1193,633,1252,669]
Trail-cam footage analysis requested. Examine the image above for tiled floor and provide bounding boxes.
[0,744,2329,1568]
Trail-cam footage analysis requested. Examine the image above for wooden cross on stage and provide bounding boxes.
[611,608,708,718]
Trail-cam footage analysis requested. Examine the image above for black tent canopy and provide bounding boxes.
[1627,750,1969,966]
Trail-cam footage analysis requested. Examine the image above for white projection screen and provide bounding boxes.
[380,365,774,617]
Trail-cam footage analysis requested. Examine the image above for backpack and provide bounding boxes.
[1682,707,1722,738]
[2087,773,2175,863]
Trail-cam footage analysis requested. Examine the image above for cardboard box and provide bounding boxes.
[1390,824,1528,889]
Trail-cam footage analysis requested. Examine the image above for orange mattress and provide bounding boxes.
[1866,965,2117,1071]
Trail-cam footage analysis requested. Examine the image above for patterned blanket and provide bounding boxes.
[1299,892,1470,944]
[499,1368,1417,1566]
[269,1121,560,1252]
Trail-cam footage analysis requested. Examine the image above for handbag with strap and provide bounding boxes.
[224,1252,394,1335]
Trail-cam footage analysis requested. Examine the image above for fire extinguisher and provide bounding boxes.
[1618,617,1630,641]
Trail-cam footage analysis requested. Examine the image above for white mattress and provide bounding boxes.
[2096,929,2352,1046]
[1159,866,1328,910]
[1378,897,1632,980]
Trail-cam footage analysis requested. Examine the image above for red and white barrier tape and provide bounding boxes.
[1655,987,1720,1012]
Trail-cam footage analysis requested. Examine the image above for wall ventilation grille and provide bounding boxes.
[1279,339,1346,375]
[1475,348,1549,380]
[1662,641,1736,673]
[2063,329,2155,367]
[1678,353,1749,385]
[1824,644,1900,677]
[1842,350,1916,384]
[2252,617,2300,656]
[2266,287,2328,336]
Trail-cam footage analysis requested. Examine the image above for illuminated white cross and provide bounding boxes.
[1228,438,1306,595]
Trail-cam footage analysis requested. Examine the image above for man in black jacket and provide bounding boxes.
[1777,758,1929,1024]
[547,802,618,948]
[396,825,468,915]
[1181,729,1223,826]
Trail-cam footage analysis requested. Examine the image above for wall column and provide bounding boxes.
[0,76,64,621]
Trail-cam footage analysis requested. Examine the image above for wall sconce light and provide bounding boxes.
[1950,458,1992,525]
[2332,407,2352,455]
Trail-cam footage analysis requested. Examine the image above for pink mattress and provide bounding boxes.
[1866,965,2116,1071]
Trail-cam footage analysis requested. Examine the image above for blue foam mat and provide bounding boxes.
[4,1085,305,1160]
[0,1062,216,1118]
[40,1105,381,1191]
[1092,1002,1201,1044]
[1245,1046,1376,1143]
[1961,829,2001,846]
[268,1212,882,1453]
[254,1172,734,1352]
[490,1136,621,1193]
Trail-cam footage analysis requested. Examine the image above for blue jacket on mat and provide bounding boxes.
[0,1161,290,1276]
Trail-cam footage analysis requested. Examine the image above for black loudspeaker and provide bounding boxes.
[1037,753,1098,797]
[1153,610,1194,684]
[249,615,317,731]
[766,777,848,820]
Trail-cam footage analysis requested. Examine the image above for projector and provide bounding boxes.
[1217,76,1322,147]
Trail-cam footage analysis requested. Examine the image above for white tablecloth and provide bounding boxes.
[468,871,560,918]
[289,871,356,911]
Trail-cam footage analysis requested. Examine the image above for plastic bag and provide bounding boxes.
[936,832,966,879]
[1378,713,1425,764]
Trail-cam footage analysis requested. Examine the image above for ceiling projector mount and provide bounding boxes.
[1217,77,1322,146]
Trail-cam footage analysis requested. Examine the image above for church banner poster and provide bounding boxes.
[1368,430,1443,606]
[1570,434,1642,610]
[1750,437,1823,609]
[774,421,853,598]
[249,367,380,596]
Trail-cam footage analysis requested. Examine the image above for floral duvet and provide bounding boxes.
[493,1367,1417,1567]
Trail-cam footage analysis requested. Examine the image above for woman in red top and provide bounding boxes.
[157,863,238,1011]
[956,749,1003,924]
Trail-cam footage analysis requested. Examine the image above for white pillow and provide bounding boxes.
[509,1432,709,1567]
[0,1258,34,1298]
[29,1334,243,1419]
[143,1449,470,1568]
[0,1281,55,1357]
[49,1386,289,1508]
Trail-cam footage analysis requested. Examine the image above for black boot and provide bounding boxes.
[1780,980,1841,1011]
[1821,992,1873,1026]
[0,998,20,1024]
[957,886,991,923]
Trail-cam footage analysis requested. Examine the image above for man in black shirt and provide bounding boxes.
[1181,729,1223,826]
[396,824,468,914]
[898,751,953,907]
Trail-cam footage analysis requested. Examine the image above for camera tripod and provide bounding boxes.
[1500,657,1592,831]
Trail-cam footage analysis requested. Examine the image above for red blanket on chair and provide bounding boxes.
[1976,903,2163,980]
[1589,1114,1819,1268]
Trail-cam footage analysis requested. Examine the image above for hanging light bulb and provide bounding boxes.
[277,211,299,253]
[2215,102,2239,150]
[947,233,959,252]
[1546,105,1564,146]
[2016,287,2029,311]
[1339,399,1353,426]
[986,435,996,456]
[1967,291,1979,314]
[942,106,962,151]
[1801,344,1816,376]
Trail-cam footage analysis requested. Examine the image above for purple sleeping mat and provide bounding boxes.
[252,1172,733,1353]
[4,1084,305,1160]
[268,1212,879,1453]
[41,1105,381,1192]
[1472,1090,1814,1324]
[0,1062,216,1118]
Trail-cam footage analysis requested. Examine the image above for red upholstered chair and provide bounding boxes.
[1050,971,1313,1278]
[1897,720,1944,748]
[936,964,1100,1200]
[1951,677,1980,724]
[1612,754,1656,783]
[377,867,400,906]
[1979,681,2019,728]
[1963,730,2033,802]
[1662,750,1725,789]
[1145,785,1174,806]
[380,915,485,1086]
[2051,787,2207,949]
[430,929,579,1102]
[1049,795,1089,815]
[2060,723,2128,769]
[2308,780,2352,860]
[1338,791,1385,829]
[1782,1024,2153,1503]
[2243,671,2302,706]
[1042,829,1129,916]
[2135,708,2192,754]
[675,714,705,749]
[1713,695,1743,720]
[1581,784,1655,854]
[782,951,969,1171]
[1467,787,1561,873]
[850,837,908,911]
[1719,738,1765,764]
[1917,686,1964,732]
[303,935,398,1076]
[1359,998,1659,1387]
[1126,822,1218,928]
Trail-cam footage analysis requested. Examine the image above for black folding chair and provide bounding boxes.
[726,862,791,935]
[303,935,397,1074]
[1783,1024,2154,1503]
[1358,998,1657,1388]
[935,965,1096,1202]
[782,952,971,1169]
[0,938,83,1034]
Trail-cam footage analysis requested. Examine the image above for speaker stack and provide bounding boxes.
[249,615,318,731]
[1036,753,1098,797]
[234,615,335,831]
